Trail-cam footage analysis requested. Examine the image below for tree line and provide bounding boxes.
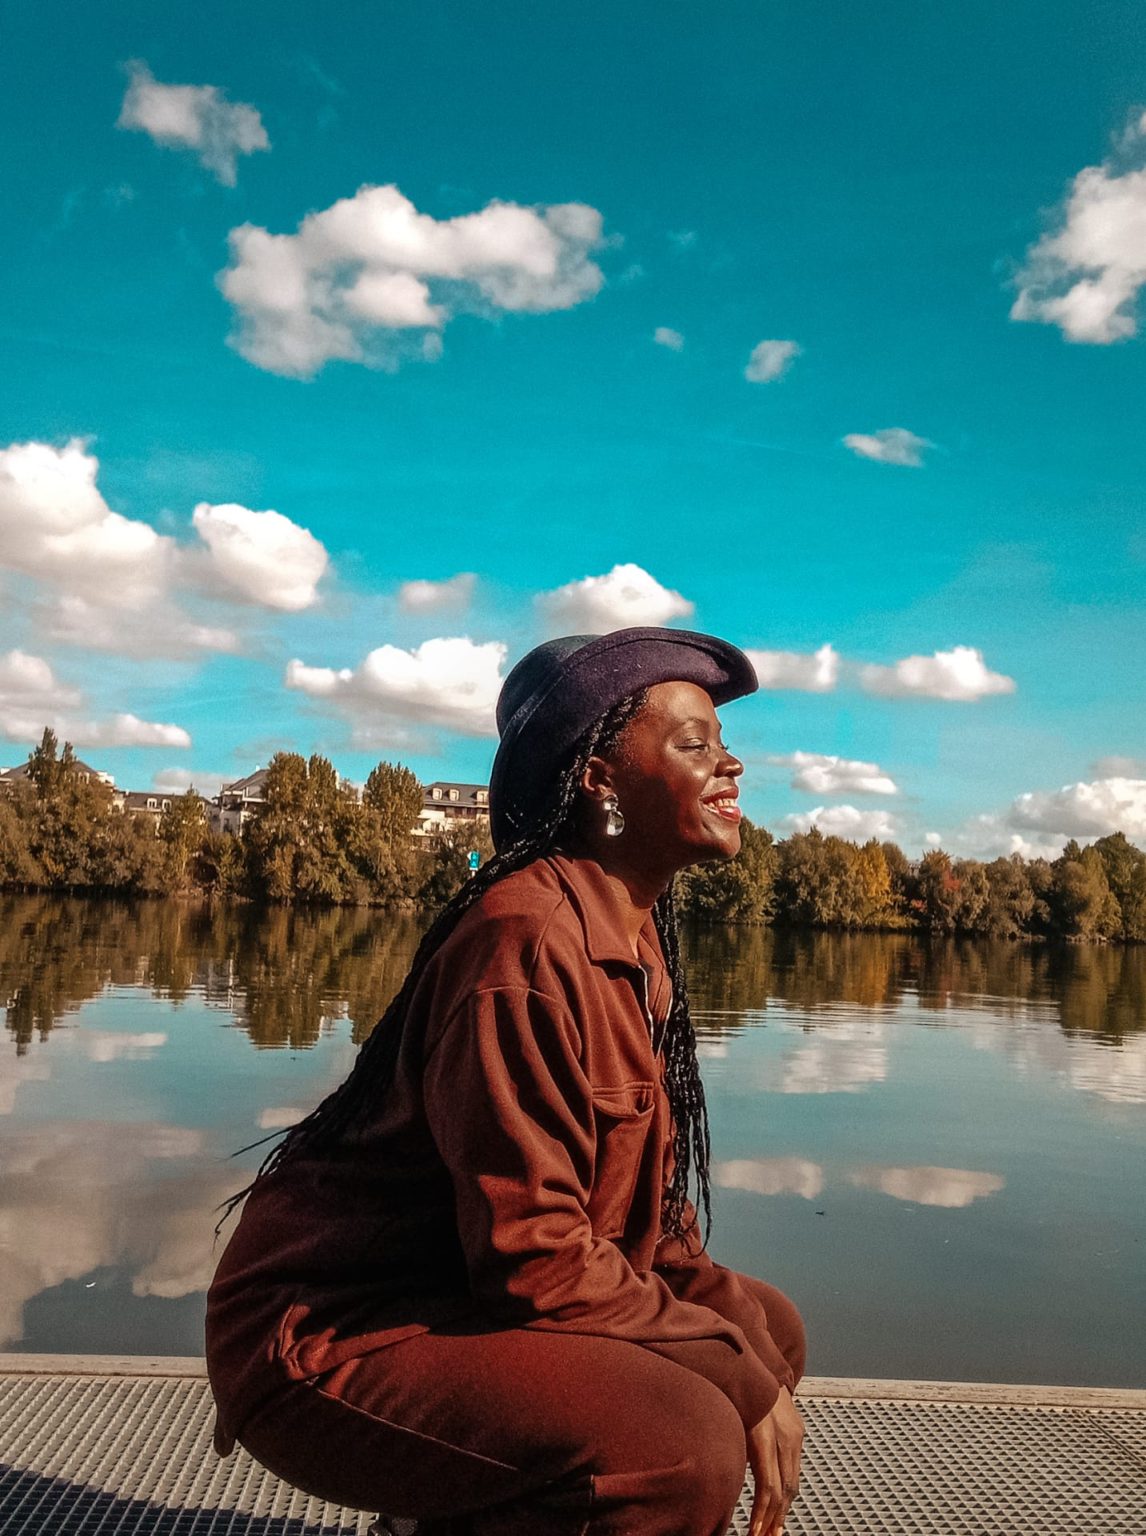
[0,731,489,910]
[2,729,1144,942]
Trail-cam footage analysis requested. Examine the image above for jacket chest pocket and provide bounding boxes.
[587,1081,656,1239]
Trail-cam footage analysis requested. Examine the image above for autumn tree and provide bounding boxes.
[677,819,777,923]
[158,789,209,890]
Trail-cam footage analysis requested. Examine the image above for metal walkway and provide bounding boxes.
[2,1356,1144,1535]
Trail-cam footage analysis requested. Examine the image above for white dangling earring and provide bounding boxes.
[603,794,625,837]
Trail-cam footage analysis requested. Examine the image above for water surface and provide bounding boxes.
[2,895,1142,1385]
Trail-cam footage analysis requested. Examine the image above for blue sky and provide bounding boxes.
[1,0,1144,855]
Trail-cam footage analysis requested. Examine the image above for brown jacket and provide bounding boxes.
[206,854,789,1437]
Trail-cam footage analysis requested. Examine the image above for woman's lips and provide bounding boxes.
[702,796,741,824]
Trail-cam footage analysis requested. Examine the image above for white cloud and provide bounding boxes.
[83,1030,168,1063]
[843,427,931,467]
[745,644,838,693]
[860,646,1015,702]
[538,562,694,633]
[398,573,476,613]
[0,438,171,608]
[745,339,800,383]
[849,1165,1005,1209]
[1007,776,1146,841]
[220,184,606,377]
[152,766,228,799]
[714,1157,824,1200]
[117,61,269,186]
[69,714,191,749]
[191,502,328,612]
[0,439,330,655]
[257,1106,304,1130]
[771,751,898,796]
[286,635,506,738]
[779,804,900,841]
[776,1017,888,1095]
[1012,115,1146,343]
[653,326,685,351]
[0,649,189,751]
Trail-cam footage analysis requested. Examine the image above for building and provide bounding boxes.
[211,767,270,835]
[415,781,490,840]
[0,758,115,790]
[122,790,174,824]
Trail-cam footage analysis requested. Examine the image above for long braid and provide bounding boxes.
[218,686,711,1243]
[654,883,712,1240]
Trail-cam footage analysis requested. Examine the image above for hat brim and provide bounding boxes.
[489,627,757,851]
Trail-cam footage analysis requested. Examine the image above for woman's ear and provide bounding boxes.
[580,753,615,805]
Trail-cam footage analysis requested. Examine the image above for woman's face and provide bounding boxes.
[598,679,745,871]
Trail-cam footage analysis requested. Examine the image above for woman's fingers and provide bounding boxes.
[747,1422,783,1536]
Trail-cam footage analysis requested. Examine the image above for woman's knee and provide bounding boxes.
[742,1278,807,1384]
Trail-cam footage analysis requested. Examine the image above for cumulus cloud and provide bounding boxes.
[843,427,932,467]
[398,573,476,613]
[771,751,898,797]
[257,1106,305,1130]
[779,804,900,842]
[860,646,1015,702]
[286,635,506,738]
[775,1018,888,1095]
[0,438,170,608]
[82,1031,168,1063]
[849,1165,1005,1209]
[653,326,685,351]
[151,768,229,801]
[745,339,800,383]
[220,184,606,377]
[117,61,269,186]
[1007,776,1146,842]
[538,562,694,633]
[0,649,189,751]
[745,644,838,693]
[714,1157,824,1200]
[1012,113,1146,343]
[0,439,330,655]
[191,502,328,611]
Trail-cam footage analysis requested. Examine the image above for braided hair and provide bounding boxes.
[218,688,712,1241]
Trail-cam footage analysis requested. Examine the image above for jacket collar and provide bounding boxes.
[546,851,664,972]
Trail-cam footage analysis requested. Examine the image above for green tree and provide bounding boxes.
[980,855,1037,939]
[24,732,117,888]
[1091,832,1146,941]
[915,849,960,934]
[363,762,423,843]
[678,819,777,923]
[1049,841,1121,940]
[158,789,209,890]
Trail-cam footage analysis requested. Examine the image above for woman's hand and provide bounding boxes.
[747,1386,804,1535]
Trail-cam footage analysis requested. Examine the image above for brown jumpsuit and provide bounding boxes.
[206,853,805,1535]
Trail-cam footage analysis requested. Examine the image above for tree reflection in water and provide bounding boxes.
[682,922,1145,1041]
[2,895,1142,1059]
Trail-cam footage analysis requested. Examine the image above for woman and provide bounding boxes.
[207,626,806,1536]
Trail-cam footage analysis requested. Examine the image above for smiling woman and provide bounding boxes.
[206,626,806,1536]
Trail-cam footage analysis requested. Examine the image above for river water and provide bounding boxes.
[2,893,1143,1386]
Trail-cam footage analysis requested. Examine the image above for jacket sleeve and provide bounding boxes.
[654,1251,798,1394]
[423,984,779,1426]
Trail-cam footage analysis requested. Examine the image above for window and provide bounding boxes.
[162,800,171,811]
[476,789,488,805]
[146,797,157,810]
[449,788,459,801]
[432,787,443,800]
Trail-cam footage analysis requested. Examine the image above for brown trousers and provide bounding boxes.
[233,1277,805,1536]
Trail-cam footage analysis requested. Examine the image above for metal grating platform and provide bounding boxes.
[2,1359,1145,1535]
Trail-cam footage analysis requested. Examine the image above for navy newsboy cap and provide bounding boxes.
[488,626,757,850]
